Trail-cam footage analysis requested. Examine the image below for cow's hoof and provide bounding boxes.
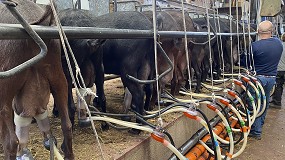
[16,148,34,160]
[194,90,201,93]
[31,118,37,124]
[52,107,59,118]
[121,116,131,122]
[101,122,109,131]
[43,136,57,150]
[93,97,100,107]
[128,128,141,135]
[78,118,91,128]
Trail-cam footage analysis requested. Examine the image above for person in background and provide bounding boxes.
[271,33,285,109]
[241,20,283,140]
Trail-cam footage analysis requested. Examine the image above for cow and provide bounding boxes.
[58,10,155,133]
[164,10,200,93]
[55,9,106,128]
[188,17,240,92]
[0,1,73,159]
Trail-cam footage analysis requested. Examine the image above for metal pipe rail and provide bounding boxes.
[0,23,257,40]
[0,1,47,78]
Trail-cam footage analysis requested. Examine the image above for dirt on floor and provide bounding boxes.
[0,78,183,160]
[0,78,147,160]
[1,78,285,160]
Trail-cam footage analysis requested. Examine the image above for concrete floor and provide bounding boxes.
[236,103,285,159]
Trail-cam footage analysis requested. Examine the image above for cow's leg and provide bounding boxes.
[92,54,108,130]
[67,85,76,127]
[49,67,74,159]
[91,49,106,113]
[171,65,178,95]
[94,66,106,113]
[202,53,210,83]
[52,72,76,129]
[14,112,34,159]
[121,71,144,134]
[1,103,18,160]
[212,46,220,80]
[194,46,205,93]
[41,39,73,159]
[144,83,153,111]
[172,56,186,96]
[34,111,56,150]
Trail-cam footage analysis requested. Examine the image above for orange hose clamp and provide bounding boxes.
[227,90,236,97]
[242,76,250,83]
[206,104,217,111]
[219,98,230,106]
[184,111,198,120]
[151,132,164,143]
[226,152,233,158]
[233,79,243,86]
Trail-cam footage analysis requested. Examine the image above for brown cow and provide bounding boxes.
[165,10,198,94]
[142,11,182,110]
[0,1,73,159]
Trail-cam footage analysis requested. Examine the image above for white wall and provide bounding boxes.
[36,0,90,10]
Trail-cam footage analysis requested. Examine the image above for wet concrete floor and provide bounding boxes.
[236,100,285,159]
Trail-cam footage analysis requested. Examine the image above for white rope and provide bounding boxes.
[248,0,256,74]
[229,0,235,88]
[48,0,105,159]
[181,0,193,102]
[152,0,163,127]
[213,4,226,90]
[236,1,241,77]
[241,1,250,71]
[204,0,215,101]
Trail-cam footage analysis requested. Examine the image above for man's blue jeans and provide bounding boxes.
[249,75,276,136]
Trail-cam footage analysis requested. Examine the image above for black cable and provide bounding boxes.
[163,130,175,147]
[136,116,156,129]
[90,111,136,118]
[196,108,218,160]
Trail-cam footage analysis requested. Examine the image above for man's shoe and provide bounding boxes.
[270,104,282,109]
[248,133,261,140]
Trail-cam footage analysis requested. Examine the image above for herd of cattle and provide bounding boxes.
[0,0,255,159]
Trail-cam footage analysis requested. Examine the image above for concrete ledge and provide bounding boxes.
[114,106,216,160]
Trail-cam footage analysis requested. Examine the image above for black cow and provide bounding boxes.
[54,9,106,127]
[59,10,155,133]
[190,17,239,89]
[93,12,154,124]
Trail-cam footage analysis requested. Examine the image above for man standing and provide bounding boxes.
[271,33,285,109]
[246,20,283,139]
